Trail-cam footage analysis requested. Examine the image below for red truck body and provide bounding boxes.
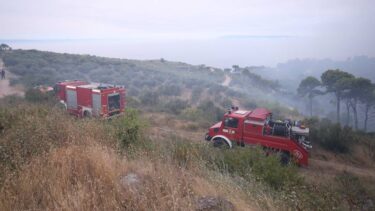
[205,108,311,166]
[55,80,126,118]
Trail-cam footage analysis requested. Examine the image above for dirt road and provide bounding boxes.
[307,158,375,178]
[222,75,231,87]
[0,59,24,98]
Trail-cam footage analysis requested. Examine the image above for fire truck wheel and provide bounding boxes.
[213,138,230,149]
[280,152,290,166]
[204,133,211,141]
[56,101,67,110]
[83,111,92,118]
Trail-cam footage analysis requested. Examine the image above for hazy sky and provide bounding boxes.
[1,0,374,67]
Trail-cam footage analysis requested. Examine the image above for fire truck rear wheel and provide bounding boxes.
[83,111,92,118]
[213,138,230,149]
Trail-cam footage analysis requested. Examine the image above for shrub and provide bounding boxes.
[162,99,189,115]
[111,108,145,149]
[197,100,225,122]
[180,108,205,122]
[162,142,286,189]
[210,147,301,190]
[25,88,56,103]
[158,84,182,96]
[139,90,159,106]
[307,118,354,153]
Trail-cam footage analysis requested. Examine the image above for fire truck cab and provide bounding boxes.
[205,107,311,166]
[55,80,126,118]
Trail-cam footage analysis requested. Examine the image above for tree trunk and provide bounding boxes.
[309,95,313,117]
[353,105,358,130]
[364,104,370,132]
[350,99,358,130]
[336,95,341,124]
[345,100,351,127]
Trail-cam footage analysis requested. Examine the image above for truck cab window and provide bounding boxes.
[224,117,239,128]
[108,94,120,111]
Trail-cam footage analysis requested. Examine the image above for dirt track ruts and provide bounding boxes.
[0,59,24,98]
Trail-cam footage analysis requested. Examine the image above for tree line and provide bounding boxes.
[298,69,375,131]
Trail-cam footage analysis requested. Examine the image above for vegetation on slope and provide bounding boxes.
[0,48,299,122]
[1,96,374,210]
[1,47,375,210]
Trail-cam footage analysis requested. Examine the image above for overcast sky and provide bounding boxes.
[1,0,374,67]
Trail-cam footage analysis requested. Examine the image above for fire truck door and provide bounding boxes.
[92,94,101,117]
[66,89,77,109]
[223,117,240,141]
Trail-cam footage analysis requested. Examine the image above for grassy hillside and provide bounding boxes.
[1,49,375,210]
[1,97,375,210]
[0,49,300,121]
[0,99,282,210]
[0,49,225,86]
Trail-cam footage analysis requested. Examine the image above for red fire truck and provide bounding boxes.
[55,80,126,118]
[205,107,311,166]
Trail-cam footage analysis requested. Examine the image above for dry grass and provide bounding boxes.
[0,143,262,211]
[4,101,374,210]
[0,103,260,211]
[1,145,199,210]
[143,111,206,142]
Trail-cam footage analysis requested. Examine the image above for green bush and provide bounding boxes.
[139,91,160,106]
[155,138,300,190]
[158,84,182,96]
[180,108,205,122]
[307,118,354,153]
[210,147,301,190]
[25,88,56,103]
[111,108,145,149]
[197,100,225,122]
[162,99,189,115]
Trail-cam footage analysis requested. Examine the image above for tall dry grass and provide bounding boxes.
[3,101,372,210]
[0,104,113,177]
[0,102,260,210]
[0,145,201,210]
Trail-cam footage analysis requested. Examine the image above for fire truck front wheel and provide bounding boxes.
[213,138,230,149]
[205,133,211,141]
